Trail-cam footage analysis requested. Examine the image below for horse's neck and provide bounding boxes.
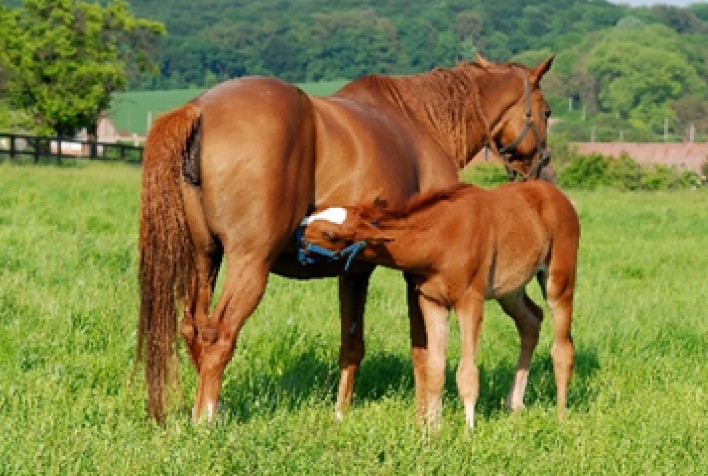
[360,72,475,167]
[389,68,521,168]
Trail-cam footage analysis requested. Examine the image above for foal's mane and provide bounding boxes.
[355,183,472,229]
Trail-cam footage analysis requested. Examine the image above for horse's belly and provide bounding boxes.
[270,251,374,279]
[486,256,545,299]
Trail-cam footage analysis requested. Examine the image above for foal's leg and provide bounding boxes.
[454,291,485,430]
[497,290,543,411]
[191,251,270,422]
[335,271,372,420]
[546,266,576,417]
[547,260,577,418]
[418,296,449,428]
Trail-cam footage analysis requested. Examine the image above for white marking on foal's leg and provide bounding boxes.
[505,299,539,411]
[426,397,443,431]
[463,402,476,430]
[506,371,529,411]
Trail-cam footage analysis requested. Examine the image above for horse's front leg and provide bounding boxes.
[334,271,372,420]
[405,273,428,421]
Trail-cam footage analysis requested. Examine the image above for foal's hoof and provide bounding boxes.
[504,395,525,412]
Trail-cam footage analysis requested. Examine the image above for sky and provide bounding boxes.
[608,0,701,6]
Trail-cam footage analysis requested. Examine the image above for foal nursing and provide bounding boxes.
[303,181,580,428]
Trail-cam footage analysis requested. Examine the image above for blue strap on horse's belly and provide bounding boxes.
[294,226,366,272]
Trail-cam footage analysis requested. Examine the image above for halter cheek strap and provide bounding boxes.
[487,73,552,181]
[294,209,368,271]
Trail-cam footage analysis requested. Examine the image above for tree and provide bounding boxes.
[585,24,701,132]
[4,0,164,136]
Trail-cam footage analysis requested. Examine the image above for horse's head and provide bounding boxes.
[477,55,556,182]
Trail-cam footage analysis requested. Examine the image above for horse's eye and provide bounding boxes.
[323,231,336,241]
[544,109,552,118]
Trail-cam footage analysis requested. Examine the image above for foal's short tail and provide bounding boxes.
[136,102,201,420]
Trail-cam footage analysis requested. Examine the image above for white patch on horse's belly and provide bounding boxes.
[300,207,347,226]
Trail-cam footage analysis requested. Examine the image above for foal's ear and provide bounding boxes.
[361,222,393,245]
[530,55,555,85]
[475,53,493,68]
[366,235,394,246]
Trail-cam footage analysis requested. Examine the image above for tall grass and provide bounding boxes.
[0,162,705,474]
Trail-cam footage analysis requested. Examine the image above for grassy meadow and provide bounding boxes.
[0,162,705,474]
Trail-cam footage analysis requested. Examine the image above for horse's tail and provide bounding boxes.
[136,102,201,421]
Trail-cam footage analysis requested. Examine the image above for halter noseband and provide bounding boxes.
[488,72,552,181]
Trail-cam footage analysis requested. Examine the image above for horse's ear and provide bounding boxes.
[475,53,493,68]
[530,55,555,85]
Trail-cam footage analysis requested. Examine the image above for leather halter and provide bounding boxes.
[487,72,552,181]
[294,224,367,271]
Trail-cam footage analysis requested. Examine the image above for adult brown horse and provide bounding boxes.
[302,181,580,429]
[137,55,555,421]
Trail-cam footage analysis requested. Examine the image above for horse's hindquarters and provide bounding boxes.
[185,78,318,420]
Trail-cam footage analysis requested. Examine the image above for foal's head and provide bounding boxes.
[303,206,390,251]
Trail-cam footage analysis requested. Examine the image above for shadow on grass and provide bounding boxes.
[218,342,600,423]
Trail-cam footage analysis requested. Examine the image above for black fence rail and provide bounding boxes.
[0,132,143,164]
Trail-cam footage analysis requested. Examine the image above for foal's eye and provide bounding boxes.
[544,109,552,118]
[323,231,336,241]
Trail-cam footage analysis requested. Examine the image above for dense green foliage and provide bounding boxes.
[556,153,703,191]
[109,0,707,140]
[0,163,706,473]
[0,1,705,139]
[462,155,703,192]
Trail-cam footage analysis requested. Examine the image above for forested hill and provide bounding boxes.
[2,0,705,139]
[120,0,707,90]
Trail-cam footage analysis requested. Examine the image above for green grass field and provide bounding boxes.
[110,81,348,135]
[0,162,705,474]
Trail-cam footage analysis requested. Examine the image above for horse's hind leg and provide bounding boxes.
[406,273,428,421]
[192,250,270,422]
[180,184,223,370]
[335,271,372,420]
[181,246,222,370]
[497,290,543,411]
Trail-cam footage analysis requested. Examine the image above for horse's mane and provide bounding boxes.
[339,64,496,165]
[355,183,473,228]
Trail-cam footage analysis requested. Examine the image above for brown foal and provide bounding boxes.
[302,181,580,428]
